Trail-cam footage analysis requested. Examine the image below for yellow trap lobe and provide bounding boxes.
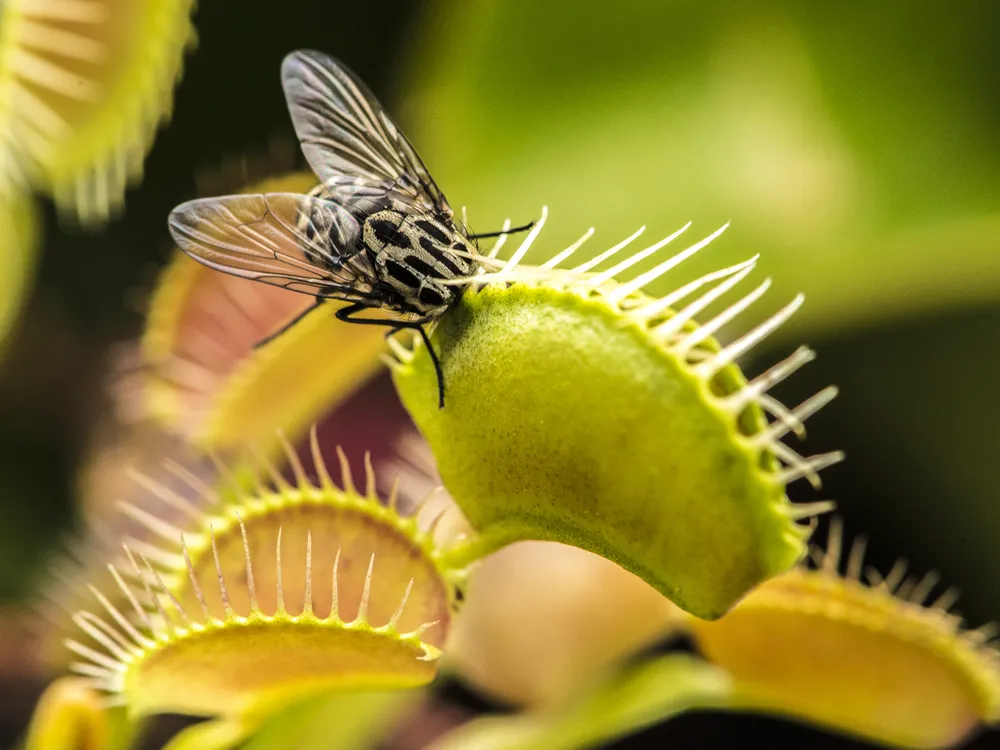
[64,430,457,720]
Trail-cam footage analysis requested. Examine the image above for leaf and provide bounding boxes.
[431,655,731,750]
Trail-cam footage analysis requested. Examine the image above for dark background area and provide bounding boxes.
[1,1,998,748]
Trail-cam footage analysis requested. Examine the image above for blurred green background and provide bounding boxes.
[1,0,998,747]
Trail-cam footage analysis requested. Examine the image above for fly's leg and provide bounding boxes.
[253,297,324,349]
[467,220,534,241]
[335,303,446,409]
[414,325,445,409]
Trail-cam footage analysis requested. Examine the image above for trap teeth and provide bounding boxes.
[62,430,463,720]
[392,219,840,620]
[68,536,440,719]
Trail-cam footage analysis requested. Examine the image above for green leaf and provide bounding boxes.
[240,690,416,750]
[431,655,731,750]
[0,191,39,364]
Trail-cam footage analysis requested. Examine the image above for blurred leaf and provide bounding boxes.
[0,192,39,365]
[804,306,1000,625]
[0,0,197,222]
[163,690,415,750]
[431,655,731,750]
[240,690,415,750]
[401,0,1000,342]
[163,719,247,750]
[23,679,134,750]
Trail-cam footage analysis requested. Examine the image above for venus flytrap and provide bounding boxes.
[687,520,1000,749]
[55,429,466,745]
[391,211,842,619]
[15,30,998,746]
[68,531,439,716]
[418,518,1000,750]
[0,0,196,221]
[120,430,464,647]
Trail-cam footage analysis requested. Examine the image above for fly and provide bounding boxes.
[167,49,531,408]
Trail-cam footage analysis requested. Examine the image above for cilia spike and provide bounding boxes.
[409,214,843,486]
[66,524,440,716]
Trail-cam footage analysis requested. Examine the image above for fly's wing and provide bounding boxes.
[281,49,452,222]
[167,192,381,301]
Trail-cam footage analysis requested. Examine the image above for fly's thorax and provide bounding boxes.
[305,183,327,199]
[297,183,367,262]
[364,210,478,315]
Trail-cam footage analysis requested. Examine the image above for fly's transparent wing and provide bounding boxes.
[167,192,380,301]
[281,49,452,221]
